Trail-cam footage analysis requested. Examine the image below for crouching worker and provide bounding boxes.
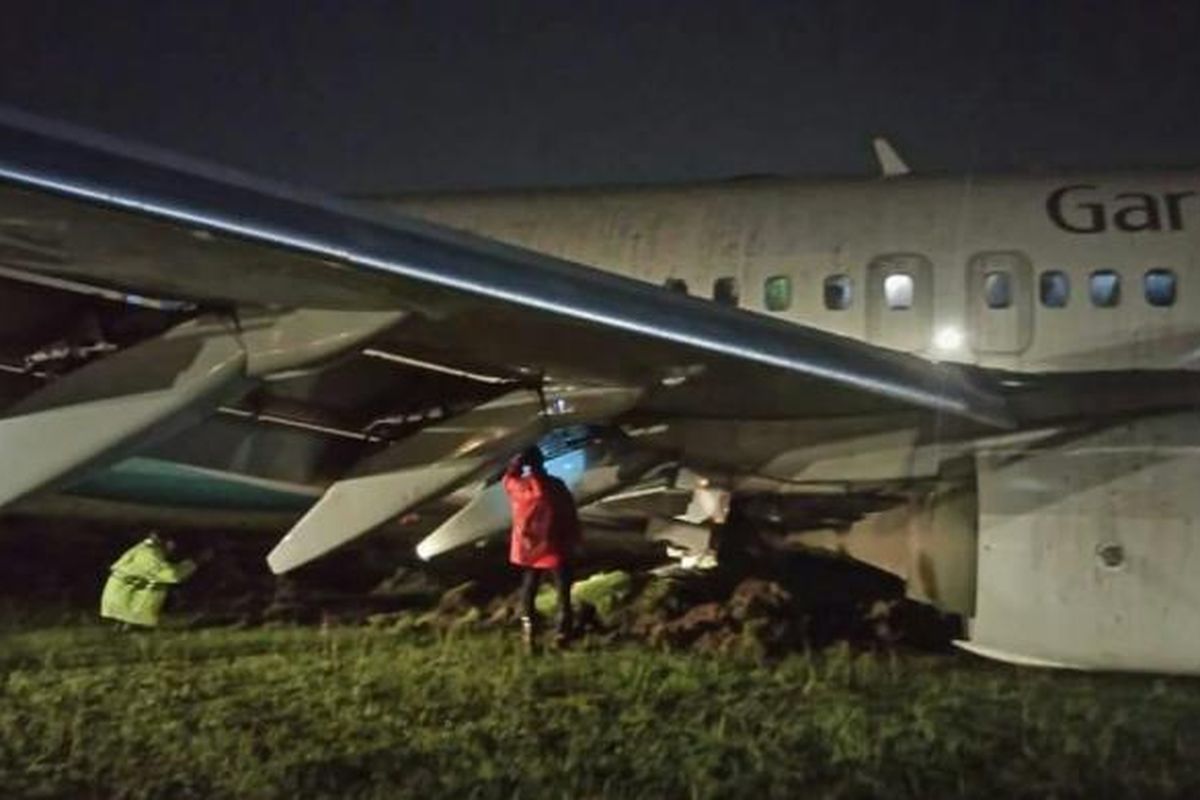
[503,446,581,652]
[100,532,203,630]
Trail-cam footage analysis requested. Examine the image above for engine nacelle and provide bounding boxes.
[963,412,1200,673]
[797,412,1200,674]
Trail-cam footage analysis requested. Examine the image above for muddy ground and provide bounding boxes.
[0,513,959,654]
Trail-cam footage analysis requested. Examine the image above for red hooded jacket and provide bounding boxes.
[503,462,581,569]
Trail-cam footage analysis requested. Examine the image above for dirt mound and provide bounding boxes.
[369,558,961,656]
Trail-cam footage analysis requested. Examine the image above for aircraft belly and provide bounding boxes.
[636,415,977,486]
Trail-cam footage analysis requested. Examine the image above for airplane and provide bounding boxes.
[0,107,1198,674]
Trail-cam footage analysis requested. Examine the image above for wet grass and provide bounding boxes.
[2,623,1199,799]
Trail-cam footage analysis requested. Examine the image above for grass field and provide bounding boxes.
[2,623,1199,799]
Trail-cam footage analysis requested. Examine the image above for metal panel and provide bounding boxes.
[790,479,977,616]
[0,308,403,512]
[268,384,642,573]
[967,412,1200,674]
[967,251,1033,354]
[0,316,251,507]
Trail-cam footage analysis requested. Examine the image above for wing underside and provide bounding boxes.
[0,108,1014,571]
[0,108,1010,427]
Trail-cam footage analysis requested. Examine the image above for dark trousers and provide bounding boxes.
[519,564,573,634]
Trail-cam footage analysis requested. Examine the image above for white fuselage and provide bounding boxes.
[388,173,1200,674]
[387,172,1200,375]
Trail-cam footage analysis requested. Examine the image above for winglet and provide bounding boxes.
[871,136,911,178]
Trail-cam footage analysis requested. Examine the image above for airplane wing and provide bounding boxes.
[0,108,1012,570]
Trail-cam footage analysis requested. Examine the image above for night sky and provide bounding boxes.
[2,1,1198,193]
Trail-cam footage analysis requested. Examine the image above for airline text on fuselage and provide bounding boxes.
[1046,184,1196,233]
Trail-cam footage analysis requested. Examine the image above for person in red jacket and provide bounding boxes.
[503,445,581,651]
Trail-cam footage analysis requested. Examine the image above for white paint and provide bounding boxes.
[969,412,1200,674]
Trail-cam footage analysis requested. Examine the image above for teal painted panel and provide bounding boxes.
[68,458,318,512]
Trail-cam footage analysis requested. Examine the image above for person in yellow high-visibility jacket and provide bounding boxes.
[100,532,201,628]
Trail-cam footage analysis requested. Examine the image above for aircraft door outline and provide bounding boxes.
[967,251,1034,355]
[866,253,933,352]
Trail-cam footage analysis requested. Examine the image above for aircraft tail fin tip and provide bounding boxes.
[872,136,911,178]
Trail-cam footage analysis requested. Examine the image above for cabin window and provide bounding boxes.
[1144,269,1176,307]
[1039,271,1069,308]
[883,273,914,309]
[984,271,1012,309]
[763,275,792,311]
[1089,270,1121,307]
[664,277,689,295]
[824,274,853,310]
[713,277,739,306]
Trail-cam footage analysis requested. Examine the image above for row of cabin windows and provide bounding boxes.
[664,268,1178,311]
[996,268,1177,309]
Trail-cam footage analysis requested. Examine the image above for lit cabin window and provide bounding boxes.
[984,271,1012,309]
[1144,269,1176,307]
[763,275,792,311]
[1039,271,1069,308]
[1089,270,1121,307]
[824,274,852,310]
[884,273,914,309]
[713,277,739,306]
[664,277,689,295]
